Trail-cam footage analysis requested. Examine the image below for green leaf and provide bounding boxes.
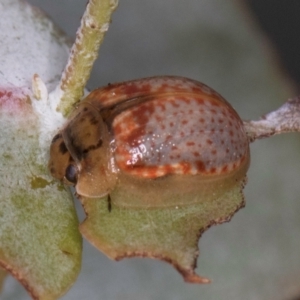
[0,88,82,300]
[80,177,245,283]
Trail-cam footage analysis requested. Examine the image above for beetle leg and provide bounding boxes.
[107,194,112,212]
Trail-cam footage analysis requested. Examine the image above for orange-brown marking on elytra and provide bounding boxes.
[156,82,169,93]
[137,169,157,178]
[192,86,205,94]
[150,140,156,148]
[163,164,174,174]
[182,97,191,104]
[113,123,123,136]
[186,141,195,146]
[210,167,216,173]
[218,118,224,124]
[171,100,180,108]
[193,151,200,157]
[125,155,145,168]
[155,115,163,122]
[181,161,191,174]
[122,83,142,96]
[229,114,236,120]
[158,103,166,111]
[206,139,213,145]
[121,102,155,147]
[196,98,205,105]
[211,149,217,155]
[195,160,206,172]
[221,165,228,173]
[156,151,163,163]
[210,117,215,123]
[199,118,205,123]
[141,83,151,92]
[182,120,188,125]
[211,101,220,107]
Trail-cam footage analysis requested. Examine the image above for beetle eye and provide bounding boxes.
[65,164,78,185]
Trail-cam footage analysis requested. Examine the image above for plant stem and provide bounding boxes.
[56,0,119,116]
[244,96,300,142]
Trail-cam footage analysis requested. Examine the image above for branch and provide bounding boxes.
[244,96,300,142]
[55,0,119,116]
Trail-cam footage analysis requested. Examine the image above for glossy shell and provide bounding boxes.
[49,76,250,203]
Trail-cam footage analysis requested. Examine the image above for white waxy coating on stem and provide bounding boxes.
[0,0,69,89]
[31,81,66,149]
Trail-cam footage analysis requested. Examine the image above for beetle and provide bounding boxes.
[48,76,250,206]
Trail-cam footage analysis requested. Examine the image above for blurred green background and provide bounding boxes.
[3,1,300,299]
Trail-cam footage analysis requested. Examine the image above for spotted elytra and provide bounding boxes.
[49,76,250,207]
